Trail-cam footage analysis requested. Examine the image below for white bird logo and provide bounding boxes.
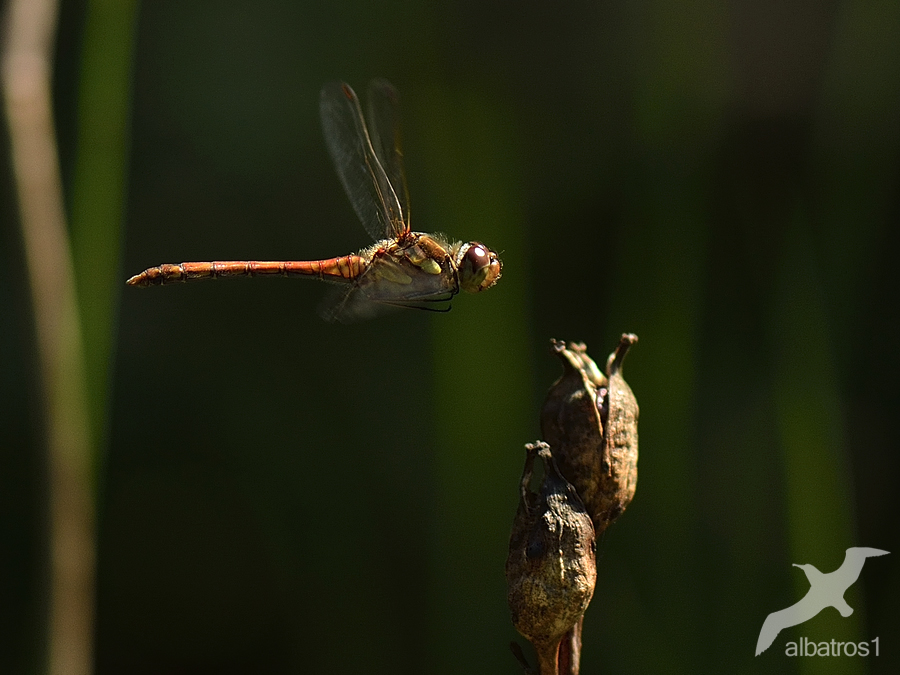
[755,547,889,656]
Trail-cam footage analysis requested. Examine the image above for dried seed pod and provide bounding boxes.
[507,442,596,675]
[540,341,606,533]
[540,334,639,536]
[600,334,639,525]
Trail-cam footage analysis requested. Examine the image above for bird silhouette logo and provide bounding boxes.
[755,547,889,655]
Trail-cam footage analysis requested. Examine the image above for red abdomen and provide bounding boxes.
[126,256,366,286]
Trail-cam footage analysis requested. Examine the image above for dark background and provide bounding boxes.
[2,1,898,673]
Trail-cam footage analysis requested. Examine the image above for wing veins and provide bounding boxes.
[320,81,407,242]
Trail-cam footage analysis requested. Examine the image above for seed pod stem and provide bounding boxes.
[557,617,583,675]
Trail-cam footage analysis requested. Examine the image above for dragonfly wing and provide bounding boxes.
[366,79,410,236]
[320,284,454,324]
[320,81,406,243]
[319,251,456,323]
[318,284,399,323]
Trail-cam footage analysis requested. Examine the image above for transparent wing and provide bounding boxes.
[318,284,401,324]
[319,81,407,242]
[319,282,453,324]
[318,250,456,323]
[366,78,410,233]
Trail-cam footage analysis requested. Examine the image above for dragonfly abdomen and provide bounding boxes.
[126,256,367,286]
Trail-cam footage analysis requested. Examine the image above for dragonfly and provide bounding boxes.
[126,79,502,322]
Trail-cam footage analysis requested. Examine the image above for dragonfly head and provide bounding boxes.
[457,242,502,293]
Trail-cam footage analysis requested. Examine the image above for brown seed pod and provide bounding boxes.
[506,442,597,674]
[540,334,639,536]
[600,334,639,526]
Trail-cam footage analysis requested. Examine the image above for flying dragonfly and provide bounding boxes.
[126,79,502,322]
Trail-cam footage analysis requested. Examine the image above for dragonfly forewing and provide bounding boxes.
[366,79,410,230]
[320,81,407,243]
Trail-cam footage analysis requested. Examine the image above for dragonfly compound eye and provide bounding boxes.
[458,243,502,293]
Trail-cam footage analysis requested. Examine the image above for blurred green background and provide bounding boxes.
[2,0,898,673]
